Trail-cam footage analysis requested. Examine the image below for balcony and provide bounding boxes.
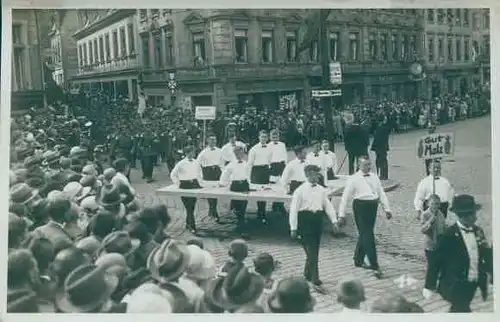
[214,63,315,80]
[77,56,139,76]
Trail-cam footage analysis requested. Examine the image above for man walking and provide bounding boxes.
[370,116,390,180]
[338,156,392,278]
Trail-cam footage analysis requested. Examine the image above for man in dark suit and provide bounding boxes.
[434,194,493,312]
[344,118,370,175]
[370,116,390,180]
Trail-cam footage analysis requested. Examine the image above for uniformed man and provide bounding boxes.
[138,126,159,183]
[247,130,272,224]
[197,134,224,223]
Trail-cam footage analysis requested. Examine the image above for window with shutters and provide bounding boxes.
[234,29,248,63]
[329,32,339,61]
[192,32,206,64]
[261,30,273,63]
[286,31,297,62]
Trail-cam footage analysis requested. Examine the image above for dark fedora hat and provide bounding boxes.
[10,183,39,205]
[449,194,482,215]
[97,184,122,208]
[55,264,119,313]
[207,263,264,311]
[146,239,191,283]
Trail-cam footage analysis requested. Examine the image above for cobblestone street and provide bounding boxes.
[130,116,493,313]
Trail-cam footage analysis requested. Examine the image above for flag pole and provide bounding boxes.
[34,9,48,109]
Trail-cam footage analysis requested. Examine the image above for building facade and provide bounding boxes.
[11,9,52,110]
[70,9,140,100]
[137,9,425,111]
[422,8,490,98]
[47,10,80,88]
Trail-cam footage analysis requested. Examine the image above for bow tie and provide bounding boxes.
[210,148,215,151]
[461,226,474,233]
[188,159,193,162]
[363,173,370,177]
[434,177,440,180]
[262,145,267,148]
[311,184,317,187]
[324,151,329,154]
[314,153,319,157]
[273,142,278,145]
[238,160,243,163]
[300,160,305,163]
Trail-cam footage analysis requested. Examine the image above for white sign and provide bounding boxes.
[195,106,216,120]
[417,132,455,160]
[312,89,342,97]
[329,62,342,85]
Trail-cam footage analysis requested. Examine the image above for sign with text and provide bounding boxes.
[417,132,455,160]
[195,106,216,120]
[312,89,342,97]
[329,62,342,85]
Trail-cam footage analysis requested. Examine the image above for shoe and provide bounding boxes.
[312,279,323,286]
[373,269,383,279]
[422,288,434,300]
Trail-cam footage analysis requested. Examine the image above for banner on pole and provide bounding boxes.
[329,62,342,85]
[417,132,455,160]
[195,106,216,120]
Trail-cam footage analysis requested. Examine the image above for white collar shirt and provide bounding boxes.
[247,142,272,167]
[196,146,224,168]
[219,160,249,186]
[456,221,479,281]
[280,158,308,186]
[269,141,288,163]
[289,182,337,231]
[414,175,454,211]
[221,141,246,163]
[169,158,203,186]
[319,150,338,174]
[338,171,391,218]
[306,151,326,169]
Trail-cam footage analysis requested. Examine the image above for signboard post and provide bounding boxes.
[417,132,455,193]
[195,106,217,148]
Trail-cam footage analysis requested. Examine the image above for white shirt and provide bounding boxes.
[289,182,338,231]
[414,175,454,211]
[280,159,308,186]
[456,221,479,281]
[339,171,391,218]
[196,146,224,168]
[169,158,203,186]
[219,160,249,186]
[221,141,246,163]
[111,171,136,195]
[306,151,326,170]
[319,150,338,174]
[269,141,288,163]
[247,142,272,167]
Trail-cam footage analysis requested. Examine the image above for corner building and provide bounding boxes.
[138,9,428,111]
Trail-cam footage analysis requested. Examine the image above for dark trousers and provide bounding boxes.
[424,249,439,290]
[179,180,201,230]
[353,199,379,270]
[202,166,222,217]
[270,162,286,213]
[230,200,248,232]
[423,201,449,219]
[374,150,388,180]
[449,282,478,312]
[141,155,155,179]
[298,211,324,283]
[251,165,270,219]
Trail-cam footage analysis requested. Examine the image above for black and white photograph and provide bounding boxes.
[3,3,494,314]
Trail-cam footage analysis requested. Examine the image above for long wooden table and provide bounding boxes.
[156,175,348,203]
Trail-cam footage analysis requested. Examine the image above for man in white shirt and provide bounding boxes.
[306,141,327,186]
[338,156,392,278]
[319,140,338,181]
[280,145,308,195]
[289,164,339,288]
[170,145,203,234]
[221,135,246,166]
[435,194,493,312]
[197,135,224,223]
[414,160,454,219]
[269,129,288,214]
[247,130,272,224]
[219,146,251,237]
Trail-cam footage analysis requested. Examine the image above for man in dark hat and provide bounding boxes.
[434,194,493,312]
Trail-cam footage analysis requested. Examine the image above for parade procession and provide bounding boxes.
[6,8,493,314]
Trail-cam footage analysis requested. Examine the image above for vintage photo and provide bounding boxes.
[7,8,492,313]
